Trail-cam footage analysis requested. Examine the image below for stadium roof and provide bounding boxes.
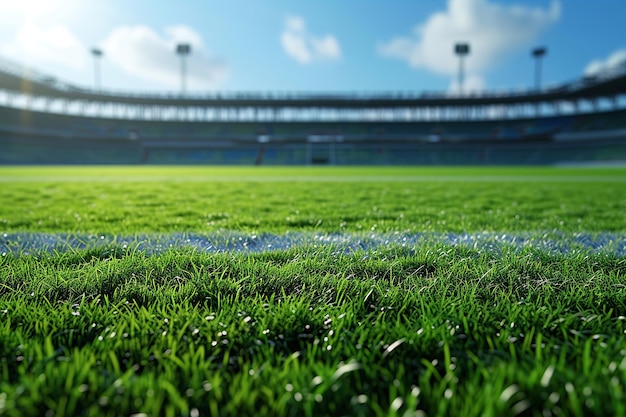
[1,57,625,109]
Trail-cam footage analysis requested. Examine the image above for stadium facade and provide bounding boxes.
[1,57,626,165]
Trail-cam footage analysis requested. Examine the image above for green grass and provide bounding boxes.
[1,166,625,234]
[1,166,626,417]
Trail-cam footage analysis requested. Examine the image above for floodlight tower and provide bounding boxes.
[91,48,103,90]
[176,43,192,94]
[532,47,547,91]
[454,43,470,95]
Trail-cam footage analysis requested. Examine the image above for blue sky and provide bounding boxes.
[0,0,624,94]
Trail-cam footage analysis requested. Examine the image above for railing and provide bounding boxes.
[1,54,625,104]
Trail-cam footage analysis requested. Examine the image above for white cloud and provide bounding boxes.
[101,25,228,90]
[312,37,341,60]
[281,16,341,64]
[1,22,88,70]
[584,49,626,77]
[378,0,560,86]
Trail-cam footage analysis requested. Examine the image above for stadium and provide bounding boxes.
[2,1,626,414]
[1,56,626,165]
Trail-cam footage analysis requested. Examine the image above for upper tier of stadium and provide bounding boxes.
[2,56,626,165]
[1,56,625,122]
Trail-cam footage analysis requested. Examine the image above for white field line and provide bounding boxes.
[1,232,625,256]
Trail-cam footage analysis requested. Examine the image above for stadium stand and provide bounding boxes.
[0,56,625,165]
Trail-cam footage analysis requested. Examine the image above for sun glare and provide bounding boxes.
[3,0,80,22]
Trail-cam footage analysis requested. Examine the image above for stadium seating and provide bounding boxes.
[2,100,626,165]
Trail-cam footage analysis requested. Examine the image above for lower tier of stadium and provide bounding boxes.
[1,105,626,165]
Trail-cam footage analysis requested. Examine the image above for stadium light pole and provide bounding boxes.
[176,43,191,95]
[532,47,547,91]
[91,48,103,91]
[454,43,470,95]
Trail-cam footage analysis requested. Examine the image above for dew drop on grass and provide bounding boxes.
[548,392,560,403]
[390,397,403,411]
[354,395,368,404]
[540,365,555,387]
[499,385,519,402]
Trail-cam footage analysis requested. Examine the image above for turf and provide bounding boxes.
[0,166,625,234]
[1,166,626,417]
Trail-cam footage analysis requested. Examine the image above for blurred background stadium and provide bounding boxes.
[0,0,625,166]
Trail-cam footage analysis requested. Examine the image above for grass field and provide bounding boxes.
[1,166,626,417]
